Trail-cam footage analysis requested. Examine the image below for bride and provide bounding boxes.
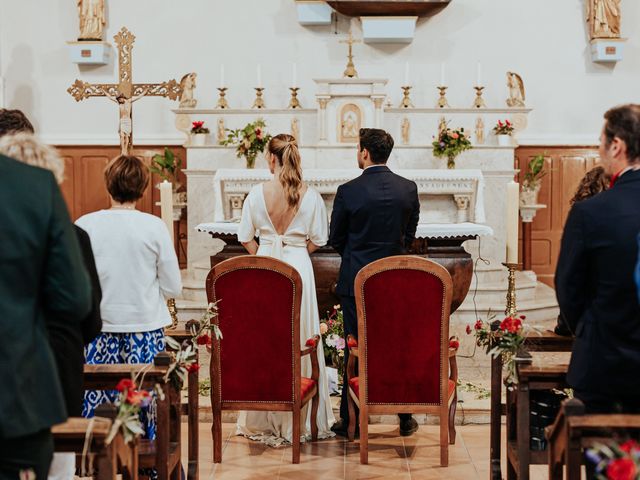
[236,133,336,446]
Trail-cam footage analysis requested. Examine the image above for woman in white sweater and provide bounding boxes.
[77,154,181,440]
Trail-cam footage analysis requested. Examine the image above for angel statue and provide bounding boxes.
[587,0,621,40]
[178,72,197,108]
[77,0,106,41]
[506,72,526,108]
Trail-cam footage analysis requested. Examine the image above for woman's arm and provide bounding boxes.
[242,240,259,255]
[307,241,321,255]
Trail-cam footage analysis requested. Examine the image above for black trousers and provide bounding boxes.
[0,428,54,480]
[339,295,411,425]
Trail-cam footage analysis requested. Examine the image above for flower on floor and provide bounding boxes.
[587,440,640,480]
[321,305,345,378]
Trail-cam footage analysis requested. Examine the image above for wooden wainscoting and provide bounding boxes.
[55,145,188,267]
[516,146,600,287]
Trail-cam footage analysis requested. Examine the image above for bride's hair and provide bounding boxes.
[267,133,303,208]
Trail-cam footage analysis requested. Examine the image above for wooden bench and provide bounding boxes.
[52,408,137,480]
[490,330,573,480]
[83,352,181,480]
[164,325,200,480]
[546,398,640,480]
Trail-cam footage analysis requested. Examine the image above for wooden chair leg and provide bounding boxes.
[566,440,582,480]
[310,390,319,442]
[212,407,222,463]
[156,385,170,480]
[347,392,357,442]
[440,407,449,467]
[359,407,368,465]
[292,408,301,464]
[448,393,457,445]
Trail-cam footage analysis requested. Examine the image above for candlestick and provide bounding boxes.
[166,298,178,330]
[399,86,413,109]
[257,64,262,88]
[159,180,174,242]
[219,64,225,88]
[473,86,486,109]
[502,262,519,317]
[437,85,449,108]
[288,87,301,109]
[505,180,519,264]
[215,87,229,109]
[252,87,265,109]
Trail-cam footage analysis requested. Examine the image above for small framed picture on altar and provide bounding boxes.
[338,103,362,143]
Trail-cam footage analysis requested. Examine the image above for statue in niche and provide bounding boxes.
[339,103,361,143]
[77,0,106,41]
[401,117,410,145]
[475,117,485,145]
[291,118,300,143]
[178,73,197,108]
[217,118,226,143]
[587,0,621,39]
[506,72,526,107]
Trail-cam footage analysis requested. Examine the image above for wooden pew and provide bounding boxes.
[164,325,199,480]
[52,406,137,480]
[83,352,181,480]
[546,398,640,480]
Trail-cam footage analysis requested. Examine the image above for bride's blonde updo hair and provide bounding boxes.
[267,133,303,208]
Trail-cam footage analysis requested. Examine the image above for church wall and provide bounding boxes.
[1,0,638,147]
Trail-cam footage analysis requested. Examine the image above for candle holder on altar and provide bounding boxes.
[252,87,265,109]
[166,298,179,330]
[215,87,229,109]
[502,262,520,317]
[473,86,486,109]
[288,87,301,109]
[437,86,449,108]
[399,86,414,108]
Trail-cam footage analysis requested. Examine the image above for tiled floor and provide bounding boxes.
[182,422,550,480]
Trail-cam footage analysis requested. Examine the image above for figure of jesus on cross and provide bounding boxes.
[68,27,182,155]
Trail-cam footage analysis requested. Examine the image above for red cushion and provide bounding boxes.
[349,377,455,401]
[301,377,316,400]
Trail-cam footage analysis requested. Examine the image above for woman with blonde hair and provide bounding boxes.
[237,133,336,445]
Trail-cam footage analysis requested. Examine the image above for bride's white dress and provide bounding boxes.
[236,183,336,446]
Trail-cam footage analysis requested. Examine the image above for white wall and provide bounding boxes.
[1,0,638,145]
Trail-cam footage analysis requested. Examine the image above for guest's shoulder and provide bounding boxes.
[0,153,54,183]
[75,210,103,229]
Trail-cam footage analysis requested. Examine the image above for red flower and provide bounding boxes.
[186,363,201,374]
[474,320,484,330]
[451,132,459,139]
[255,128,263,140]
[126,389,149,406]
[519,315,526,320]
[500,316,522,334]
[466,325,472,335]
[305,337,318,347]
[606,458,637,480]
[620,440,640,454]
[347,338,358,349]
[197,334,212,346]
[192,121,204,129]
[449,339,460,350]
[505,120,512,126]
[498,120,503,126]
[116,379,135,392]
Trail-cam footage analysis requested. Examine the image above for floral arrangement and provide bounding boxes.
[319,305,345,378]
[220,119,271,168]
[432,125,473,169]
[493,119,515,136]
[190,121,210,134]
[466,313,528,387]
[522,153,546,191]
[105,377,153,445]
[587,440,640,480]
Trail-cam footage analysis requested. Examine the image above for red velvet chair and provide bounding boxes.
[345,256,459,466]
[206,256,320,464]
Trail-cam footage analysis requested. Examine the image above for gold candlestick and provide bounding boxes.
[502,262,519,317]
[288,87,301,109]
[166,298,179,330]
[252,87,265,109]
[215,87,229,109]
[473,85,486,109]
[437,86,449,108]
[399,86,414,108]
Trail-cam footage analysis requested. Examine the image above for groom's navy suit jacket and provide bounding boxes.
[329,165,420,297]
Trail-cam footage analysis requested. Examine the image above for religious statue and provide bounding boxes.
[401,118,410,145]
[291,118,300,143]
[77,0,106,41]
[475,117,485,145]
[506,72,525,107]
[217,118,226,143]
[103,88,148,154]
[178,72,197,108]
[587,0,621,39]
[342,112,358,139]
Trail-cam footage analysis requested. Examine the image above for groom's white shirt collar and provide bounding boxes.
[364,164,387,171]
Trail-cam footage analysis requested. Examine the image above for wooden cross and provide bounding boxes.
[68,27,182,154]
[339,30,361,78]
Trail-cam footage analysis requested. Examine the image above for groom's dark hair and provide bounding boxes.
[359,128,394,164]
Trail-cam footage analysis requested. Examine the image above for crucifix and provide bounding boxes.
[340,30,361,78]
[67,27,182,154]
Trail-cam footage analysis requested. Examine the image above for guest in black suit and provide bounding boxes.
[556,104,640,413]
[329,128,420,436]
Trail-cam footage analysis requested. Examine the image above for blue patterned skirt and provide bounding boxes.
[83,329,165,440]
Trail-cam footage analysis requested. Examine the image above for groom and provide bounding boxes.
[329,128,420,437]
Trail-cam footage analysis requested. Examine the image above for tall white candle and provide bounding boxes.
[404,62,410,85]
[159,180,174,242]
[440,62,446,86]
[476,62,482,86]
[257,64,262,88]
[219,64,225,88]
[505,181,520,264]
[292,62,297,87]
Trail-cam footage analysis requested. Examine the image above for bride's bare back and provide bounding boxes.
[262,179,307,235]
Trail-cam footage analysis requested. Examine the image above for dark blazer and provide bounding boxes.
[0,155,91,438]
[556,168,640,397]
[46,226,102,417]
[329,165,420,296]
[636,234,640,304]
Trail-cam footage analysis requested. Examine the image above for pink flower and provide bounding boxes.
[451,133,459,139]
[335,338,346,350]
[255,128,263,140]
